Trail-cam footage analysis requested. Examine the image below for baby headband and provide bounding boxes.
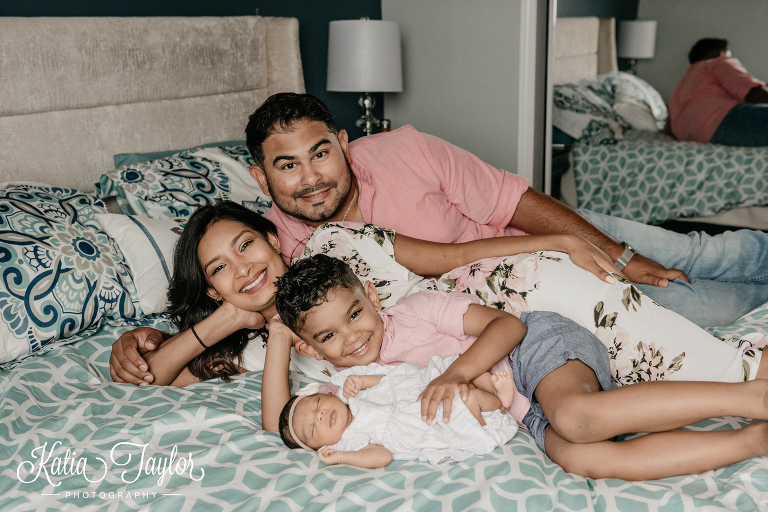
[287,383,323,451]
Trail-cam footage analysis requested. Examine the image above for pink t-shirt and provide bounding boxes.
[668,56,764,143]
[265,125,530,262]
[374,290,531,425]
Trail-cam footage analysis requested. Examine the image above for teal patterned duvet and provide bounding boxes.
[571,130,768,225]
[3,317,768,511]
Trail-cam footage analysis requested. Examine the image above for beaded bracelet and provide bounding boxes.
[190,325,208,349]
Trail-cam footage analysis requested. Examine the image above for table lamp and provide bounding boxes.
[617,20,657,75]
[327,18,403,136]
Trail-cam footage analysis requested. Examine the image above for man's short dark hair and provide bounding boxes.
[688,38,729,64]
[275,254,363,334]
[245,93,338,168]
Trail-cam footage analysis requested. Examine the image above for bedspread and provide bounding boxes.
[2,317,768,511]
[572,130,768,224]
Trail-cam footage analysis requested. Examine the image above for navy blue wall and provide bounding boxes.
[1,0,382,140]
[557,0,637,20]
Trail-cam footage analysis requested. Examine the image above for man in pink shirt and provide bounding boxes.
[668,38,768,145]
[244,92,768,327]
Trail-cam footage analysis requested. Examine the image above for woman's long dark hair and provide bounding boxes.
[166,201,278,381]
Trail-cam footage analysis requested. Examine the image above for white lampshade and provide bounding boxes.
[327,19,403,93]
[617,20,657,59]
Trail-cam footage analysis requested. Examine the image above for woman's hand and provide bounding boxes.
[418,370,471,425]
[217,300,267,331]
[562,235,622,284]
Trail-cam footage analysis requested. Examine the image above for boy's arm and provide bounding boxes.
[419,305,526,424]
[318,444,392,468]
[261,316,299,432]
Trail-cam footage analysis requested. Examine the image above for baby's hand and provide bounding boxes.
[343,375,365,398]
[318,447,342,465]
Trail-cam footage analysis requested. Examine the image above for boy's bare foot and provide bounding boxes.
[491,372,516,410]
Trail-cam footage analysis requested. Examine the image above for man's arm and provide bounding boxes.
[110,327,168,385]
[745,84,768,103]
[509,188,688,287]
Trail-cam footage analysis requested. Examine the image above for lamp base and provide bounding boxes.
[626,58,638,75]
[355,92,380,136]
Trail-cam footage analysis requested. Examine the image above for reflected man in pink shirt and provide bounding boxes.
[668,38,768,146]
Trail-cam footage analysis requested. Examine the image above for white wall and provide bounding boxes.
[381,1,528,182]
[637,0,768,101]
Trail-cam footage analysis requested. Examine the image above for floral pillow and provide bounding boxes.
[289,223,759,385]
[552,83,630,144]
[0,184,141,365]
[95,145,272,219]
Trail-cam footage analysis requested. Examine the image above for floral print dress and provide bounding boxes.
[297,223,763,385]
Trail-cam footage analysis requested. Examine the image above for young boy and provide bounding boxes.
[264,254,768,480]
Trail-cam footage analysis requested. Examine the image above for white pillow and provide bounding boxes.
[613,90,659,131]
[96,214,183,315]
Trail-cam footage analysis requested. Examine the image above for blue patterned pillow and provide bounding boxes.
[591,72,668,129]
[95,145,272,219]
[552,83,630,144]
[0,184,142,364]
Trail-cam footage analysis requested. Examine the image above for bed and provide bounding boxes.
[552,17,768,230]
[2,16,768,512]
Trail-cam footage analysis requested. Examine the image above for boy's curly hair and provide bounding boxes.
[275,254,363,334]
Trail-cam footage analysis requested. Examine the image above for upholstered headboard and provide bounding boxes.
[552,17,618,85]
[0,16,305,192]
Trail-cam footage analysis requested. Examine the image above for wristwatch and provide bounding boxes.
[614,242,637,271]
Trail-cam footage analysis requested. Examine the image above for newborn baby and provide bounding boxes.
[279,355,519,467]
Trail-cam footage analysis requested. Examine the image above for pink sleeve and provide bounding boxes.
[713,57,765,101]
[399,290,480,339]
[418,132,529,229]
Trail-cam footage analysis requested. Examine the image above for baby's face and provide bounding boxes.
[292,393,353,450]
[298,284,385,367]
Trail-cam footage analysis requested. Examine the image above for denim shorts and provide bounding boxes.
[512,311,617,452]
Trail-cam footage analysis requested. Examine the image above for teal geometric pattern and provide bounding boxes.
[572,130,768,224]
[2,317,768,511]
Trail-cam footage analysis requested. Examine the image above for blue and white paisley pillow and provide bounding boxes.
[591,72,668,129]
[95,145,272,219]
[552,83,630,144]
[0,184,142,365]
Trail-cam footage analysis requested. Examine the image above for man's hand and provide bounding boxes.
[622,254,689,288]
[418,371,471,425]
[343,375,365,399]
[109,327,165,385]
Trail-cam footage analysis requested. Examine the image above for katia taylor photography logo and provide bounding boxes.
[16,441,204,487]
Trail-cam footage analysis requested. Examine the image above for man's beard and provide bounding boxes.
[266,168,353,224]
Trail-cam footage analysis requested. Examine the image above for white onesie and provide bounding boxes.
[326,355,518,467]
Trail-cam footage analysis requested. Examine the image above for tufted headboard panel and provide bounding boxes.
[552,17,617,85]
[0,16,304,192]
